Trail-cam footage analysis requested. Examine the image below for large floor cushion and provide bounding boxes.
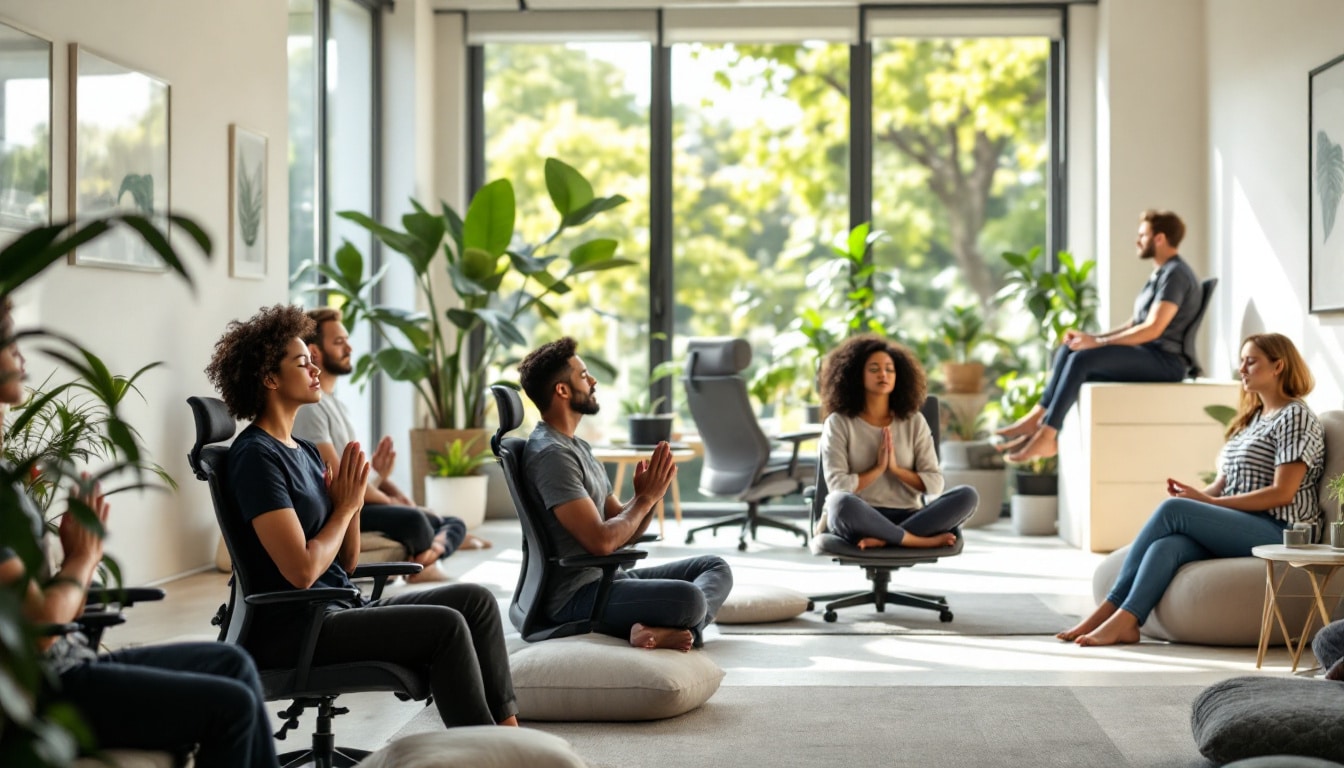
[356,728,587,768]
[508,634,724,721]
[1192,676,1344,764]
[1093,547,1344,646]
[716,584,811,624]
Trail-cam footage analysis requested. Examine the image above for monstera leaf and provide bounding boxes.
[1317,130,1344,241]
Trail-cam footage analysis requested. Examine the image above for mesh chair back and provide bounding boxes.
[682,338,772,497]
[1182,277,1218,378]
[809,396,941,529]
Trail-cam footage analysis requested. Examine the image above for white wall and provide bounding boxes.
[0,1,288,584]
[1205,0,1344,407]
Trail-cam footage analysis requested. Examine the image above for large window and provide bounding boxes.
[482,40,652,441]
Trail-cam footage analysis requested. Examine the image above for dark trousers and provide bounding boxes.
[1039,344,1187,429]
[362,504,466,558]
[56,642,276,768]
[310,583,517,727]
[825,486,979,546]
[558,555,734,646]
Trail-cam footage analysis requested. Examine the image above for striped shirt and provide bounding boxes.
[1219,401,1325,525]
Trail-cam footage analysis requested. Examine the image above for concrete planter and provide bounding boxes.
[1011,494,1058,536]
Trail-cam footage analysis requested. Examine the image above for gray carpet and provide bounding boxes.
[718,592,1072,635]
[395,685,1211,768]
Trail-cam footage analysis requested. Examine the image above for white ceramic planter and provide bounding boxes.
[942,468,1007,528]
[424,475,489,531]
[1011,494,1058,536]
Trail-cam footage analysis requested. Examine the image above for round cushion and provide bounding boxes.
[1093,546,1342,646]
[508,634,724,722]
[715,584,810,624]
[1192,676,1344,764]
[355,728,587,768]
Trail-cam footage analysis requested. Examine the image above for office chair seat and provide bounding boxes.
[261,662,431,701]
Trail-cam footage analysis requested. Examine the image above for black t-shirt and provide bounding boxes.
[227,424,360,665]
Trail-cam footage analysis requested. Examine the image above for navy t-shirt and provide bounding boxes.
[228,424,360,665]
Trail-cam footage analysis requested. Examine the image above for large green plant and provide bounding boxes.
[302,158,633,430]
[996,246,1099,353]
[0,213,209,766]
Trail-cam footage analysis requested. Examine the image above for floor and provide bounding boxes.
[106,515,1305,753]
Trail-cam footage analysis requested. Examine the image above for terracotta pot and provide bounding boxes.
[942,361,986,394]
[409,428,490,506]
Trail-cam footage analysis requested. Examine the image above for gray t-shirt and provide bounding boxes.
[1131,255,1200,357]
[293,392,357,451]
[523,421,613,617]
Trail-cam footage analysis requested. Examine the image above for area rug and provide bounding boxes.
[393,685,1210,768]
[716,592,1072,636]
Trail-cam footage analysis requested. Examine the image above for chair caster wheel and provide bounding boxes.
[939,611,953,623]
[737,540,747,552]
[824,610,838,623]
[806,600,815,611]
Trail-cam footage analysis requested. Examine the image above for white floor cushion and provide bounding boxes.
[509,634,724,721]
[357,728,587,768]
[715,584,811,624]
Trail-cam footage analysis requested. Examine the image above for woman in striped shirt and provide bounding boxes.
[1059,333,1325,647]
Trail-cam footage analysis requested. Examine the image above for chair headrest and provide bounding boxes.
[186,396,237,479]
[685,337,752,376]
[491,385,525,455]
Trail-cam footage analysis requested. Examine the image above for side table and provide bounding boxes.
[1251,544,1344,670]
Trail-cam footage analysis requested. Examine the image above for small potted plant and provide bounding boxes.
[621,360,681,446]
[424,436,495,530]
[939,402,1007,528]
[935,303,1007,394]
[1326,474,1344,549]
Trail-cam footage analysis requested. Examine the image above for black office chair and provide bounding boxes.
[680,337,819,551]
[807,396,964,623]
[1182,277,1218,379]
[488,384,647,642]
[187,396,428,768]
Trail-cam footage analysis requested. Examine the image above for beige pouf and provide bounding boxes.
[508,634,724,721]
[357,728,587,768]
[715,584,812,624]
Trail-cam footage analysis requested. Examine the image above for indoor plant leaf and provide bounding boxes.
[1317,130,1344,241]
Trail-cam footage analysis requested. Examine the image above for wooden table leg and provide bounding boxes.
[613,463,627,498]
[1293,564,1343,671]
[1258,559,1275,668]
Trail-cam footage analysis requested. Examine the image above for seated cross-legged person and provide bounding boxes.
[1059,333,1325,647]
[517,337,733,651]
[817,334,978,549]
[204,304,517,727]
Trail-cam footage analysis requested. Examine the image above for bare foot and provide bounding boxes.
[630,623,693,651]
[900,532,957,549]
[1056,601,1119,641]
[462,533,493,550]
[995,408,1044,440]
[1075,610,1141,647]
[994,434,1031,454]
[498,715,519,727]
[1007,427,1059,463]
[406,562,451,583]
[411,540,446,567]
[857,537,888,549]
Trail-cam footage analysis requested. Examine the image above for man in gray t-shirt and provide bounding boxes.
[519,337,733,650]
[1001,209,1204,464]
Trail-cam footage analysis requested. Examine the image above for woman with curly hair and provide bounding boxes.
[205,305,517,728]
[817,334,978,549]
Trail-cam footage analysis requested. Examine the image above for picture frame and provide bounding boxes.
[68,44,170,270]
[0,19,52,230]
[229,124,267,279]
[1310,52,1344,313]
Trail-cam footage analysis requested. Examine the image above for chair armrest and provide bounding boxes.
[74,610,127,647]
[86,586,166,609]
[557,549,648,569]
[350,562,423,601]
[773,429,822,444]
[243,587,362,607]
[40,622,83,637]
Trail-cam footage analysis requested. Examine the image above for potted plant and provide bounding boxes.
[934,303,1008,394]
[300,158,635,503]
[424,436,495,531]
[939,401,1007,528]
[619,358,682,446]
[1325,473,1344,549]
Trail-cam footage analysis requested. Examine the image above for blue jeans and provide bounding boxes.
[1040,344,1187,429]
[558,555,734,647]
[55,642,276,768]
[1106,497,1288,623]
[824,486,979,545]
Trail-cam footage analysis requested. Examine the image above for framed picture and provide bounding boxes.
[229,124,267,279]
[0,19,52,230]
[1310,52,1344,313]
[68,44,170,270]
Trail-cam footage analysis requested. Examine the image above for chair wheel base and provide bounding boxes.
[737,540,747,551]
[940,611,953,623]
[823,610,837,622]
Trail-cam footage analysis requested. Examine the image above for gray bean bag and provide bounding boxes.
[1192,676,1344,764]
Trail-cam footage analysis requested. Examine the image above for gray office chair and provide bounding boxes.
[681,337,819,550]
[807,396,963,623]
[1182,277,1218,378]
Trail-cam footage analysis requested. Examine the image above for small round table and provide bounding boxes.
[1251,544,1344,670]
[590,445,698,540]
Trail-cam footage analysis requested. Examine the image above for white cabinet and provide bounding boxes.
[1058,381,1241,552]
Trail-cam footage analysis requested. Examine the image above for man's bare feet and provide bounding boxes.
[1007,426,1059,463]
[900,532,957,549]
[857,537,888,549]
[1056,601,1119,641]
[630,623,694,651]
[1075,610,1141,646]
[995,408,1044,440]
[994,434,1031,454]
[499,715,519,727]
[406,562,451,583]
[462,533,492,550]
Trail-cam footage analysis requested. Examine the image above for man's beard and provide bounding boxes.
[323,356,353,376]
[570,391,600,415]
[1138,240,1156,260]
